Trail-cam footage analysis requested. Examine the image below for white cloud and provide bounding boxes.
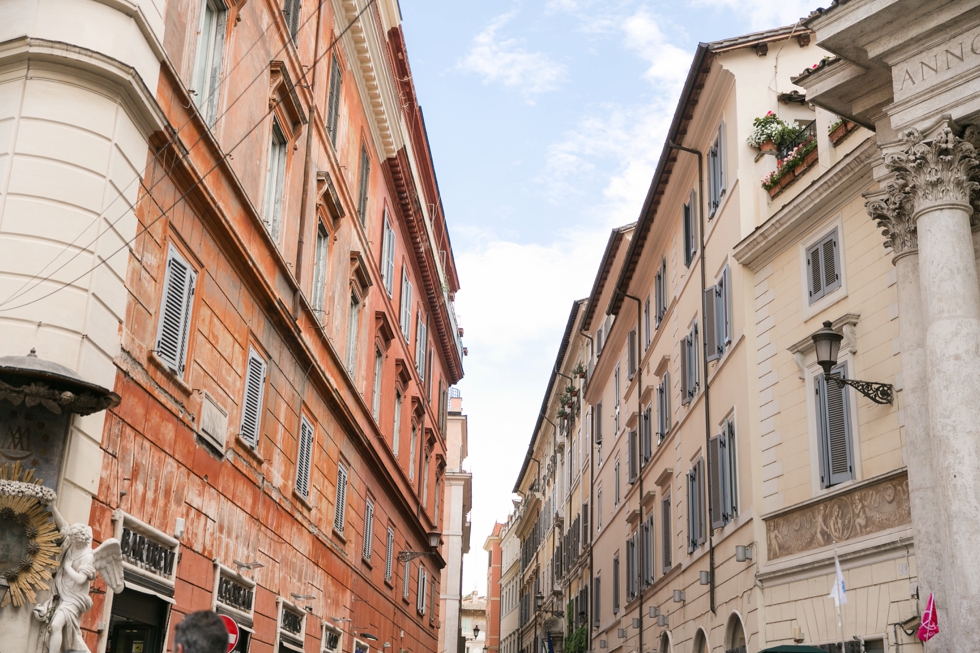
[691,0,816,31]
[622,8,692,88]
[458,12,567,101]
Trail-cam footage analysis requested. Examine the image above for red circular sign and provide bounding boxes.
[220,615,240,653]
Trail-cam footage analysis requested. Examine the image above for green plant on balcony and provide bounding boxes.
[572,363,586,379]
[564,626,589,653]
[746,111,801,151]
[761,135,818,192]
[557,407,569,419]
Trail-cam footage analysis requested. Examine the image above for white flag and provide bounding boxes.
[828,554,847,606]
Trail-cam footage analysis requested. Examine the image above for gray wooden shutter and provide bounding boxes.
[680,338,690,405]
[594,402,602,444]
[818,363,853,487]
[628,430,638,483]
[240,348,267,447]
[683,202,693,266]
[661,497,671,571]
[357,145,370,224]
[822,231,841,294]
[686,470,695,552]
[296,416,314,498]
[334,464,348,533]
[206,8,227,126]
[157,246,197,375]
[717,123,726,198]
[327,56,342,146]
[593,576,601,627]
[708,434,724,529]
[385,527,394,581]
[719,265,731,347]
[697,459,706,546]
[726,419,737,519]
[362,500,374,560]
[704,284,719,362]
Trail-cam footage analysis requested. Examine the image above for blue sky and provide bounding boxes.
[399,0,821,594]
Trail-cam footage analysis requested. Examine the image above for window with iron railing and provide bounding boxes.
[777,120,817,161]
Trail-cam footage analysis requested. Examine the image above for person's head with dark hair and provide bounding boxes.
[174,611,229,653]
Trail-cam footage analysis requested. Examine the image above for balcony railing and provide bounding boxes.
[777,120,817,161]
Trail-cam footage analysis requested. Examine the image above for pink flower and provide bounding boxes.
[812,63,818,69]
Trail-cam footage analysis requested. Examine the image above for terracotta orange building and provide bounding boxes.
[58,2,462,653]
[483,523,505,653]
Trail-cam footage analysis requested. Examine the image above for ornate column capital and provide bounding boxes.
[884,126,980,215]
[866,185,917,259]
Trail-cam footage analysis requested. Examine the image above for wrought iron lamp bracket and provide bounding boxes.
[398,550,435,563]
[826,374,893,405]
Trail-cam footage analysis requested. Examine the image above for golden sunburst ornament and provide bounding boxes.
[0,462,61,607]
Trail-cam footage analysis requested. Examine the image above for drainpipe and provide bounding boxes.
[667,140,715,614]
[293,0,325,318]
[579,330,596,649]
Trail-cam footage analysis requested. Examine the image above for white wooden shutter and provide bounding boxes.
[402,560,410,598]
[205,7,227,126]
[416,566,425,613]
[156,246,197,375]
[333,464,348,533]
[704,284,719,362]
[362,499,374,560]
[296,416,314,499]
[385,527,394,581]
[240,348,267,447]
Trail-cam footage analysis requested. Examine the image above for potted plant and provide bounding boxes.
[747,111,800,151]
[565,384,579,397]
[557,408,569,419]
[572,363,586,379]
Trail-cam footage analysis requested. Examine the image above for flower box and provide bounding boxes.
[760,139,777,153]
[829,120,858,146]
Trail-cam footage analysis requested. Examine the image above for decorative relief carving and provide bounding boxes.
[866,185,917,256]
[885,126,980,213]
[765,473,911,560]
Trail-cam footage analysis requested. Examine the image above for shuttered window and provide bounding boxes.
[612,554,620,613]
[156,245,197,376]
[239,348,267,448]
[625,533,636,601]
[592,576,601,627]
[416,566,427,614]
[661,495,672,572]
[614,364,620,434]
[263,119,287,242]
[594,402,603,445]
[408,423,417,482]
[191,0,227,127]
[655,257,667,327]
[614,460,620,505]
[816,362,854,487]
[295,416,314,499]
[311,224,329,315]
[683,191,697,267]
[393,391,403,457]
[400,267,412,341]
[372,347,383,420]
[642,515,654,587]
[627,430,638,484]
[385,527,394,582]
[686,459,706,552]
[282,0,301,43]
[415,311,427,379]
[656,372,670,444]
[708,123,726,217]
[381,212,395,296]
[627,329,637,379]
[362,499,374,560]
[346,291,360,375]
[643,297,651,349]
[806,229,842,304]
[333,464,348,534]
[402,560,411,599]
[356,144,370,225]
[326,55,343,147]
[704,265,732,362]
[708,417,737,529]
[641,405,652,465]
[681,324,699,405]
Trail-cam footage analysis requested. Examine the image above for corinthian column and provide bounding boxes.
[866,188,949,649]
[886,124,980,650]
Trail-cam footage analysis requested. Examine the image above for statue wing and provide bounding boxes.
[92,538,126,594]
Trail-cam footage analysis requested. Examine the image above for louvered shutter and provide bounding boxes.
[662,372,670,437]
[642,406,652,463]
[628,329,637,378]
[205,9,227,126]
[704,284,719,362]
[717,122,726,198]
[680,338,689,405]
[326,56,342,146]
[296,416,314,499]
[333,464,348,533]
[240,349,267,447]
[385,527,394,581]
[357,146,370,224]
[381,216,392,296]
[708,434,724,529]
[402,560,410,598]
[822,232,841,294]
[644,297,651,348]
[719,266,731,348]
[661,497,671,571]
[594,403,602,444]
[592,577,600,627]
[362,500,374,560]
[385,220,395,296]
[696,459,706,546]
[687,470,695,552]
[627,430,637,483]
[725,419,737,519]
[818,363,853,487]
[157,246,197,375]
[683,203,693,266]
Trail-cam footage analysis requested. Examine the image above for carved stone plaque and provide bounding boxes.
[765,473,911,559]
[0,406,70,490]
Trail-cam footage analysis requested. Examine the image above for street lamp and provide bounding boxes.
[398,532,442,562]
[534,593,564,618]
[473,626,480,639]
[811,321,893,404]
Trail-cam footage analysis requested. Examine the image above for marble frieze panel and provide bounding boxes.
[765,473,911,560]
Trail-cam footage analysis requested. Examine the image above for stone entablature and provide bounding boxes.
[765,471,910,560]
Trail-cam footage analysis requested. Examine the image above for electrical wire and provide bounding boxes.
[0,0,377,313]
[0,0,340,308]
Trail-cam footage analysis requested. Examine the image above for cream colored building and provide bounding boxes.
[499,511,522,653]
[440,390,473,653]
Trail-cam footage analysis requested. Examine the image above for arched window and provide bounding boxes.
[726,615,747,653]
[693,629,708,653]
[659,633,671,653]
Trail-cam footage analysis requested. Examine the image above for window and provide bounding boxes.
[687,459,706,552]
[334,463,348,534]
[597,486,602,530]
[346,292,360,375]
[704,265,732,362]
[681,324,700,405]
[402,560,411,599]
[400,267,413,341]
[240,347,267,448]
[708,122,726,217]
[641,406,652,465]
[362,499,374,561]
[709,417,737,529]
[311,224,329,315]
[655,257,667,327]
[156,245,197,376]
[191,0,227,126]
[625,532,637,601]
[295,416,314,500]
[661,495,671,572]
[594,402,603,445]
[816,362,854,487]
[372,347,383,420]
[627,430,638,484]
[326,55,342,147]
[282,0,301,43]
[393,391,403,456]
[422,450,431,507]
[642,515,654,587]
[644,296,651,349]
[612,554,620,613]
[656,372,671,444]
[614,364,621,434]
[592,576,601,627]
[356,144,370,225]
[627,329,637,379]
[322,626,342,653]
[415,311,427,379]
[416,565,428,614]
[381,212,396,296]
[409,422,418,482]
[806,229,842,304]
[683,191,697,267]
[263,119,287,242]
[433,476,441,528]
[614,459,620,506]
[596,326,604,355]
[385,527,394,582]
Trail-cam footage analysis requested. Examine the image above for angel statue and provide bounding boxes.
[32,505,124,653]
